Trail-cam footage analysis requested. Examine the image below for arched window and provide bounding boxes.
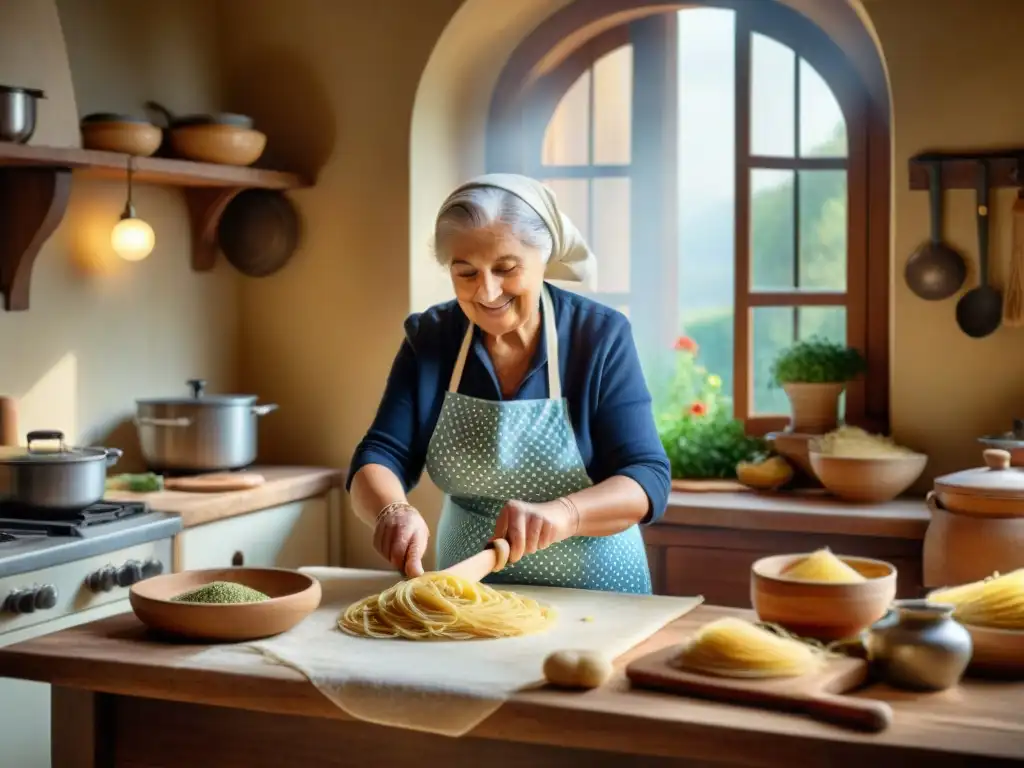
[487,2,889,435]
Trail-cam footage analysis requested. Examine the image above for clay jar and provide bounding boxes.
[867,600,972,691]
[923,449,1024,588]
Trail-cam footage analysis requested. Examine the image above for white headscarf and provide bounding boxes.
[442,173,597,288]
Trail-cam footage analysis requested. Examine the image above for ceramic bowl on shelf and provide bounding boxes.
[129,566,321,642]
[808,451,928,503]
[80,113,162,156]
[751,553,897,641]
[169,123,267,166]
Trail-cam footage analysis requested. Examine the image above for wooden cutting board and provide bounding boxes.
[625,644,893,733]
[163,473,266,493]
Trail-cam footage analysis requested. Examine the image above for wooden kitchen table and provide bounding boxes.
[0,605,1021,767]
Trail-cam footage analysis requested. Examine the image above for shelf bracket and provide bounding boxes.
[0,168,73,311]
[183,187,245,271]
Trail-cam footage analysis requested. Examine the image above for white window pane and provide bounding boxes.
[592,177,630,291]
[675,7,736,414]
[798,170,847,290]
[799,58,847,158]
[542,70,590,166]
[751,168,795,290]
[593,45,633,165]
[751,33,795,157]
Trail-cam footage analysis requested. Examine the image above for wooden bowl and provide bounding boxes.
[169,124,267,165]
[766,430,818,479]
[80,117,162,156]
[129,567,321,642]
[808,452,928,503]
[960,624,1024,678]
[751,553,897,641]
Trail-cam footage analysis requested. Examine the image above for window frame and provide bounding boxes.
[486,0,890,436]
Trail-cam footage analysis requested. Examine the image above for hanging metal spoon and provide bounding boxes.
[905,161,966,300]
[955,159,1002,338]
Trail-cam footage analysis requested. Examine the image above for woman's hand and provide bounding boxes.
[373,503,430,577]
[492,498,579,564]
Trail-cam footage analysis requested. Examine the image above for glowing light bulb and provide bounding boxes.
[111,215,155,261]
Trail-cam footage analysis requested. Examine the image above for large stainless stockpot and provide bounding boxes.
[135,379,278,472]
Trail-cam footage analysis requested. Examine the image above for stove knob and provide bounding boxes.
[88,566,118,593]
[2,589,31,614]
[117,560,144,588]
[141,558,164,579]
[33,584,58,610]
[16,589,36,614]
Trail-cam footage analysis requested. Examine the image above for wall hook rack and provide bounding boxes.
[908,149,1024,191]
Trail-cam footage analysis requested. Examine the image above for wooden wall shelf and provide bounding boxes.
[0,142,313,312]
[908,150,1024,191]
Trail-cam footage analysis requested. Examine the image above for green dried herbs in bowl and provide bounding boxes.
[129,567,322,642]
[170,580,270,604]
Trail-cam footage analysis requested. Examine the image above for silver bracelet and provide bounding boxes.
[556,496,581,536]
[375,501,415,525]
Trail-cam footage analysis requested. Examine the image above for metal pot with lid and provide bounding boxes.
[135,379,278,473]
[0,430,123,511]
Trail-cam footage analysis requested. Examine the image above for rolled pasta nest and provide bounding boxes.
[338,572,556,640]
[673,617,833,678]
[928,569,1024,630]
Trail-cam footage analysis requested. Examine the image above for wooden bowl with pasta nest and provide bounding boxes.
[751,553,897,642]
[129,567,321,642]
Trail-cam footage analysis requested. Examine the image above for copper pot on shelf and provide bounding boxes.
[922,448,1024,588]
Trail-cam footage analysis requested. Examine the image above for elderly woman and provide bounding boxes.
[346,173,671,595]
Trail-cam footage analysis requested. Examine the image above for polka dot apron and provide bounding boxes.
[425,286,652,594]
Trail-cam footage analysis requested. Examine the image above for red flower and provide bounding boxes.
[674,336,698,354]
[688,401,707,417]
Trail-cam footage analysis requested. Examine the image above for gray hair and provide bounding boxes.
[433,186,554,265]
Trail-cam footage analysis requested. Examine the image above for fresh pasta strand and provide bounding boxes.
[929,569,1024,630]
[673,617,826,679]
[780,548,867,584]
[338,571,556,640]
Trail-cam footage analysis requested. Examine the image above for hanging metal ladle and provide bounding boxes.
[905,160,966,300]
[955,159,1003,338]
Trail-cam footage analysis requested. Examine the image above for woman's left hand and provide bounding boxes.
[492,499,579,564]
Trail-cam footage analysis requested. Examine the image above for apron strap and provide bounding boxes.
[448,285,563,400]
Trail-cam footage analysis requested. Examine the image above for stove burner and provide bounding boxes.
[0,531,16,544]
[0,501,149,538]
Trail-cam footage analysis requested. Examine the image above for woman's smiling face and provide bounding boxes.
[447,223,546,337]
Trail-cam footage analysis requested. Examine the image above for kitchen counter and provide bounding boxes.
[1,603,1020,767]
[661,491,930,540]
[104,466,343,528]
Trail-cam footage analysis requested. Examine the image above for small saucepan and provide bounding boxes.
[0,430,123,511]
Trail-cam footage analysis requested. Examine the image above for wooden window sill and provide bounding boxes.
[656,490,930,540]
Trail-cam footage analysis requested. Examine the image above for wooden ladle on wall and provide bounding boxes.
[905,161,966,300]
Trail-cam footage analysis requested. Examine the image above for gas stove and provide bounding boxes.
[0,500,182,579]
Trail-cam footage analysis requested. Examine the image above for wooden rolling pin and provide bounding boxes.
[434,538,511,583]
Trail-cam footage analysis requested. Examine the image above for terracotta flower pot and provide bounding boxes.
[782,382,846,434]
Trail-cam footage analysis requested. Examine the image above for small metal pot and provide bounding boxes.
[0,84,45,144]
[134,379,278,472]
[0,430,123,511]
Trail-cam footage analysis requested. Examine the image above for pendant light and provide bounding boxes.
[110,156,155,261]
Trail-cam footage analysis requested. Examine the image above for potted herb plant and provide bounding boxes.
[769,337,867,434]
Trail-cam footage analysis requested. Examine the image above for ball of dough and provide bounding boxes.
[543,649,613,690]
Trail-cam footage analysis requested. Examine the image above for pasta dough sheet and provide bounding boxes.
[182,567,702,737]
